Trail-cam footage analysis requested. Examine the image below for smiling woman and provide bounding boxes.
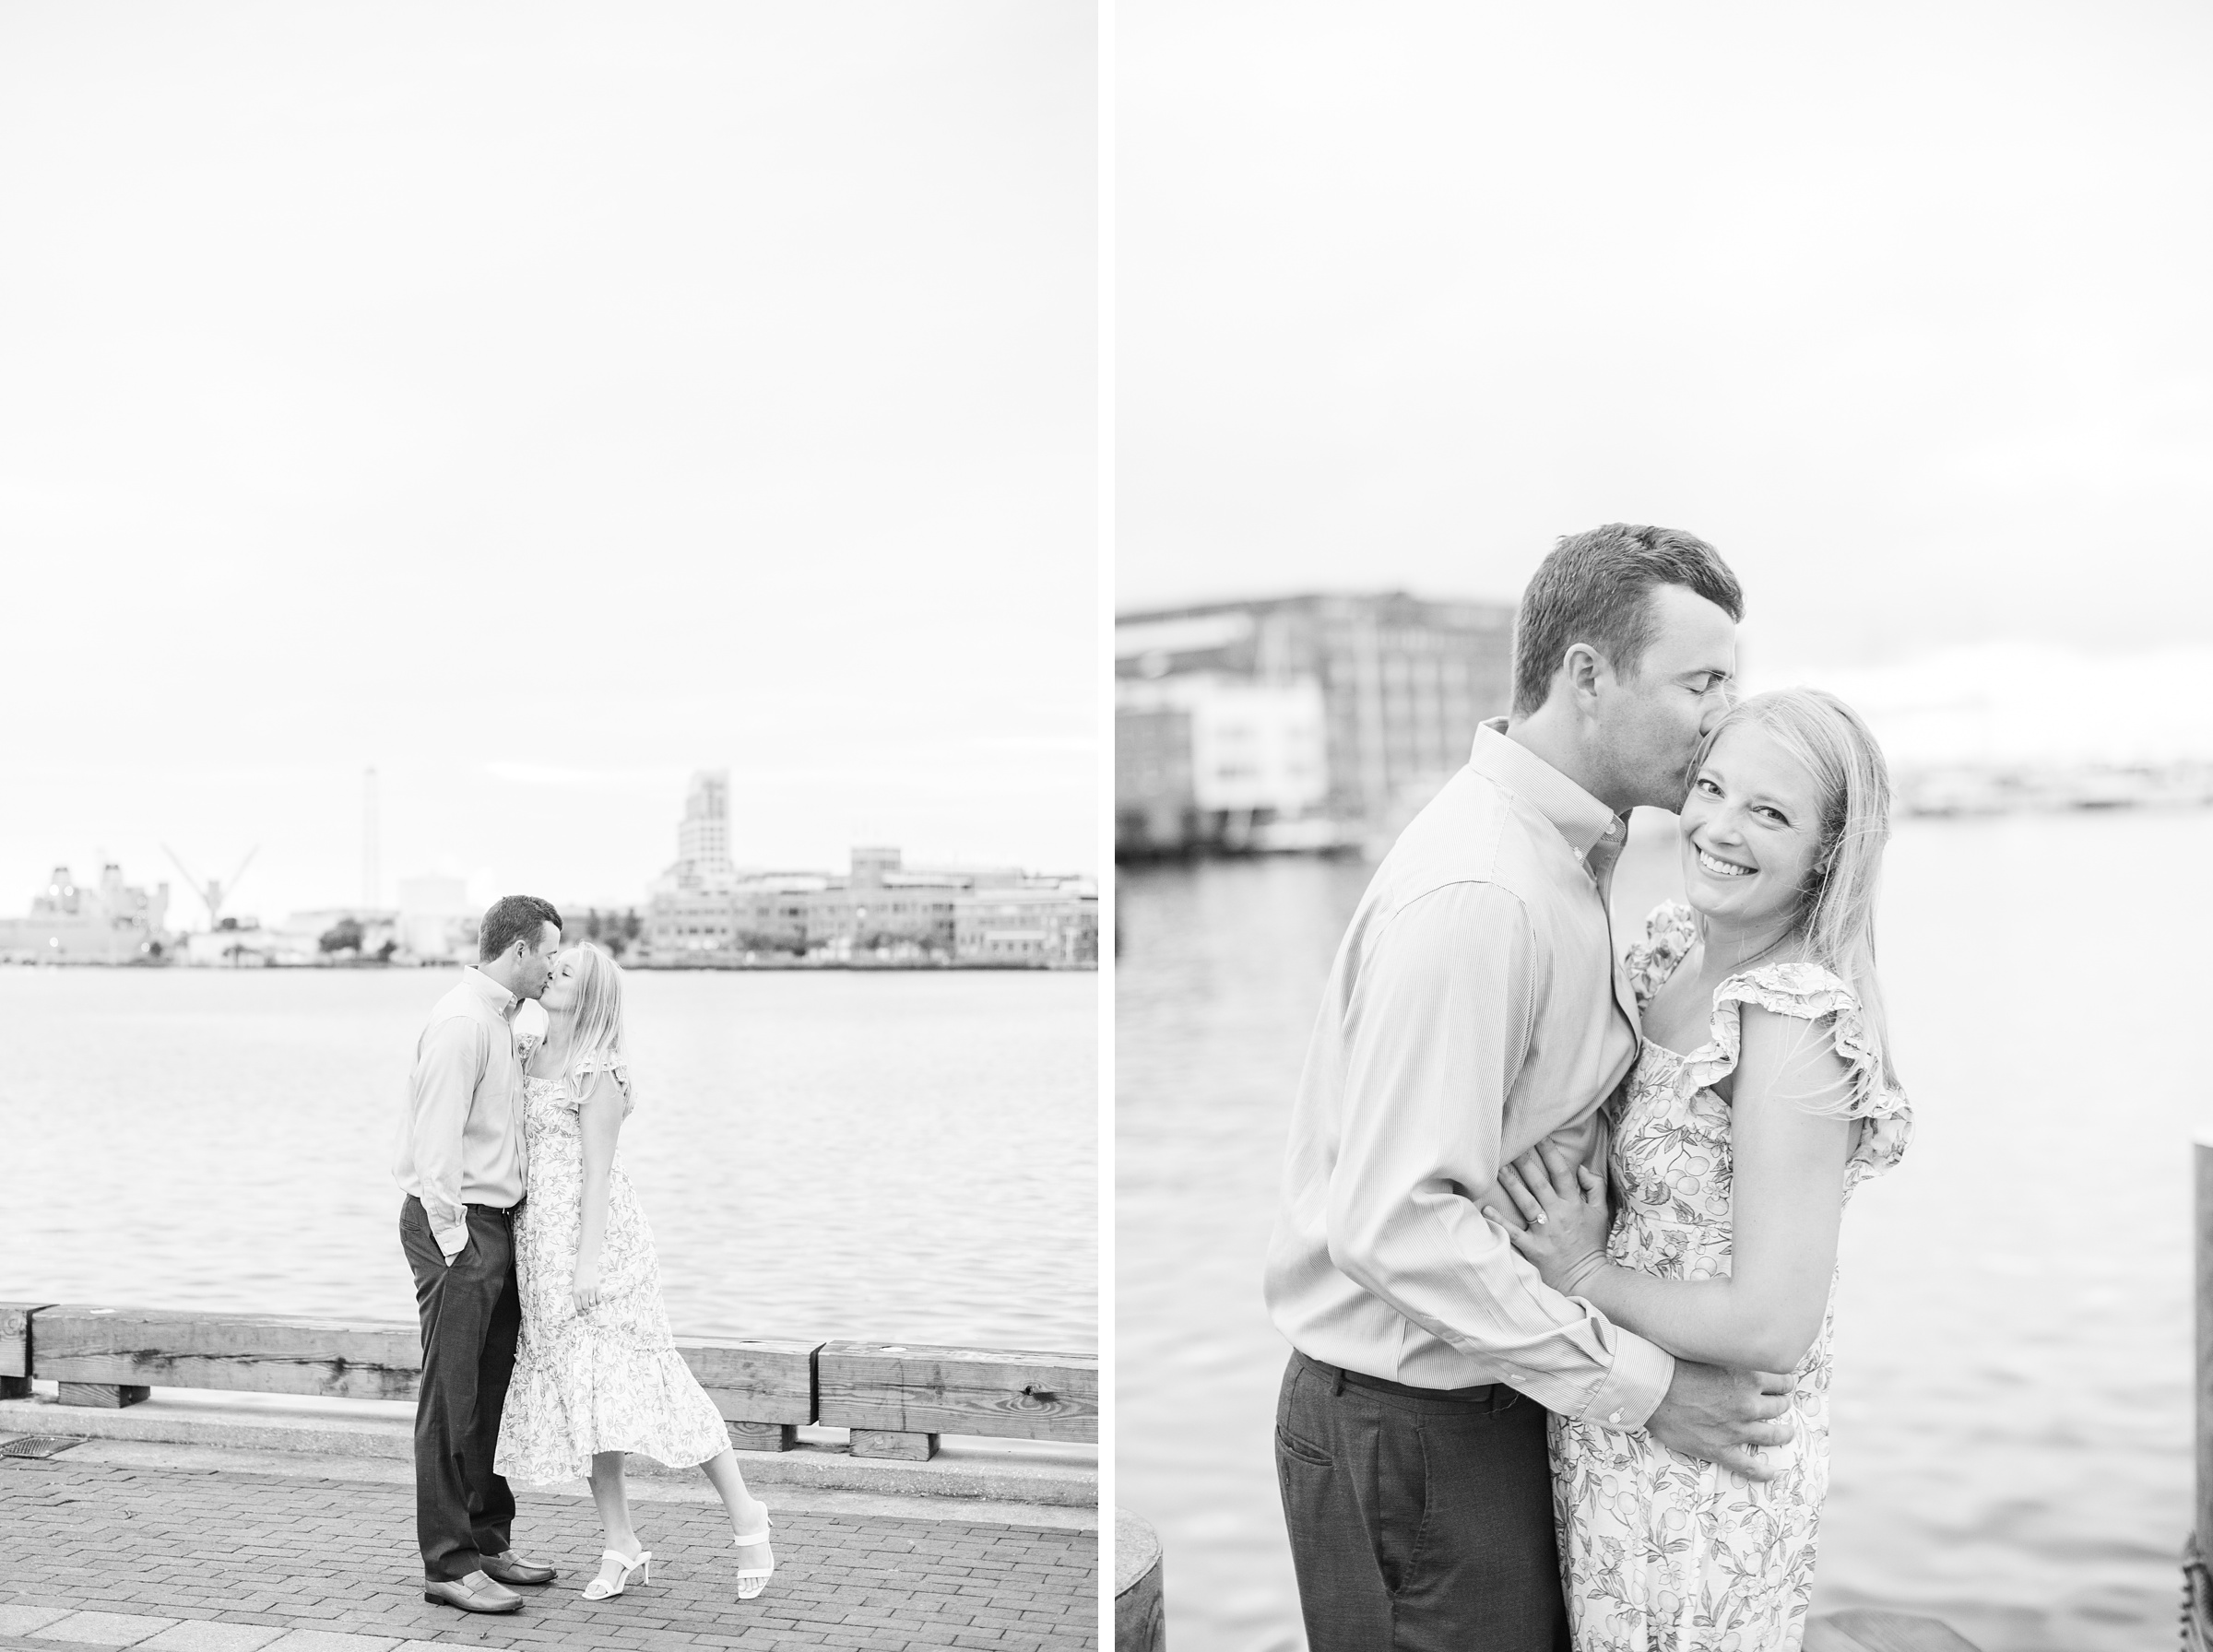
[1485,685,1912,1651]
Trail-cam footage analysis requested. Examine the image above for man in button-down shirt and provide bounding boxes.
[396,894,563,1614]
[1265,526,1795,1650]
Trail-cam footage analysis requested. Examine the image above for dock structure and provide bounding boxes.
[0,1301,1097,1651]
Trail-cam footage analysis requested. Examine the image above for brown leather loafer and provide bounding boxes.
[423,1570,523,1612]
[480,1551,558,1587]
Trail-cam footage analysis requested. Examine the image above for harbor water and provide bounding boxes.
[0,968,1095,1354]
[1118,808,2204,1652]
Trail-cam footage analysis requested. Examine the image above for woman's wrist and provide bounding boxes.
[1559,1250,1610,1298]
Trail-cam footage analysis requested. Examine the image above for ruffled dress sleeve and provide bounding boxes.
[1623,900,1698,1011]
[567,1047,634,1115]
[1679,961,1911,1196]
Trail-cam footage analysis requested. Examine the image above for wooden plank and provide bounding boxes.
[817,1341,1097,1443]
[0,1303,50,1379]
[58,1383,148,1409]
[31,1305,421,1401]
[850,1428,937,1461]
[673,1336,819,1427]
[1808,1611,1982,1652]
[726,1421,799,1452]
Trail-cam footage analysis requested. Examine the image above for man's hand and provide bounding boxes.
[1647,1359,1797,1481]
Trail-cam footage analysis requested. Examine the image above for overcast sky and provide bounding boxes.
[1,3,1095,925]
[1118,2,2213,690]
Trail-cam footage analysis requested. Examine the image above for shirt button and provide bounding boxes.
[1609,1410,1623,1423]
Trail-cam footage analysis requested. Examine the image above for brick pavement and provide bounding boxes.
[0,1450,1095,1651]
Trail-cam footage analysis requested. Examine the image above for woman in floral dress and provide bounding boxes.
[1492,688,1912,1652]
[494,943,776,1604]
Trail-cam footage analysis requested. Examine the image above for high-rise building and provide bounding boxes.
[674,769,734,881]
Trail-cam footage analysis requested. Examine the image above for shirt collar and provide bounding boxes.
[1466,718,1626,861]
[463,965,521,1021]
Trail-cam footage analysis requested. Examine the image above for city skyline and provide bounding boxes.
[4,762,1095,932]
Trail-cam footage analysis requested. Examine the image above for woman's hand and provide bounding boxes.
[572,1256,604,1316]
[1485,1140,1613,1296]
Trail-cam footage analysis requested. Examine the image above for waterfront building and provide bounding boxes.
[1115,674,1328,852]
[1114,592,1516,855]
[396,874,475,962]
[642,844,1094,968]
[953,881,1100,967]
[0,864,171,963]
[278,908,399,962]
[182,921,283,967]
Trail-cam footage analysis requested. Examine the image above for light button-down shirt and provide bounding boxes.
[393,966,529,1261]
[1262,721,1674,1429]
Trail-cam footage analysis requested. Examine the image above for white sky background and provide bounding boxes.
[1118,2,2213,761]
[0,3,1095,926]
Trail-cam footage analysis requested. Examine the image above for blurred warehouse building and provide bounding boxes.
[1115,593,1517,857]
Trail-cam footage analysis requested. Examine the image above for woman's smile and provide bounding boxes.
[1694,844,1754,879]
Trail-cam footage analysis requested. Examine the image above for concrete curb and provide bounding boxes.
[0,1392,1096,1511]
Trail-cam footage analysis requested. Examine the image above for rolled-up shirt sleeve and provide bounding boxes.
[1324,881,1675,1429]
[407,1018,483,1261]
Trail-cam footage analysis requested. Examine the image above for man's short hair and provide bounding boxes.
[479,895,563,962]
[1510,524,1745,716]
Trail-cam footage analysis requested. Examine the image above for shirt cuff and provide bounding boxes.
[1576,1329,1675,1432]
[432,1219,469,1263]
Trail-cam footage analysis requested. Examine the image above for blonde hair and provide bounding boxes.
[562,942,629,1090]
[1694,687,1899,1085]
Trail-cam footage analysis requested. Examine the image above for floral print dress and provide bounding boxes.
[1549,903,1911,1652]
[493,1052,732,1488]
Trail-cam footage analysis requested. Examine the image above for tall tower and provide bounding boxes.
[363,767,381,913]
[677,769,733,876]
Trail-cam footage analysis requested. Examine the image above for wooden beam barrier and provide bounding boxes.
[673,1336,821,1452]
[0,1303,51,1400]
[31,1305,421,1406]
[819,1340,1098,1461]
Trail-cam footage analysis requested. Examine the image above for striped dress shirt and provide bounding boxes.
[1263,721,1675,1430]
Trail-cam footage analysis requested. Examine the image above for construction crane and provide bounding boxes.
[162,844,261,931]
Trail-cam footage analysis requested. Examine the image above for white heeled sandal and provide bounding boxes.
[732,1509,774,1600]
[581,1547,652,1600]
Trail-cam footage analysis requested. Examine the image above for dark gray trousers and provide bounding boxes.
[400,1197,521,1580]
[1274,1350,1570,1652]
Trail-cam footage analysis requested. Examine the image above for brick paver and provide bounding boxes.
[0,1454,1095,1651]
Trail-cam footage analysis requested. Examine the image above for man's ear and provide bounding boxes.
[1561,643,1605,704]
